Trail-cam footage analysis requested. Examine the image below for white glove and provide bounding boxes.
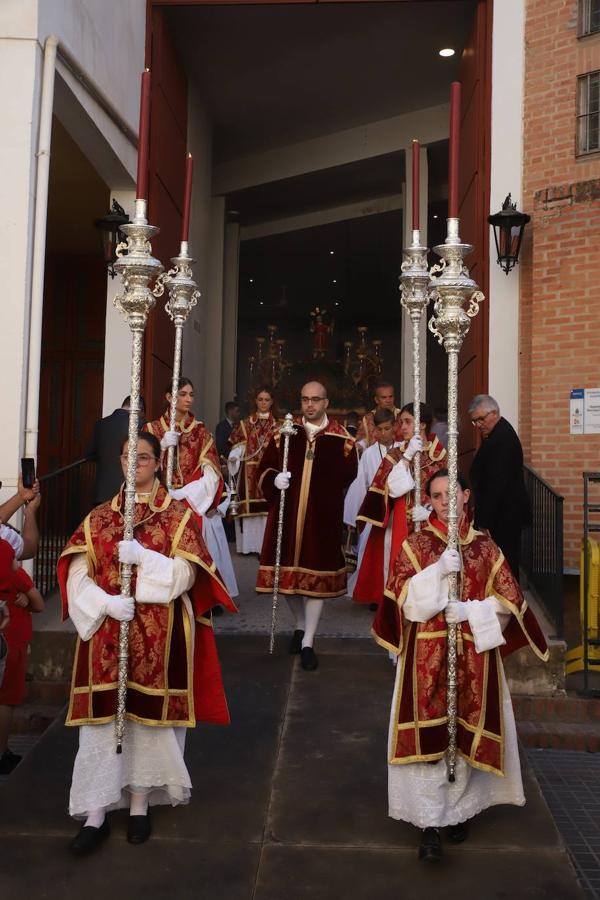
[227,457,241,477]
[160,430,180,450]
[274,471,291,491]
[105,594,135,622]
[437,548,461,576]
[118,539,145,566]
[445,600,470,624]
[403,435,423,461]
[411,505,430,523]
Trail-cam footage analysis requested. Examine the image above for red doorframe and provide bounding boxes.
[145,0,493,425]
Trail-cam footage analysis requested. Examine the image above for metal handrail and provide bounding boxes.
[521,464,564,636]
[34,456,96,597]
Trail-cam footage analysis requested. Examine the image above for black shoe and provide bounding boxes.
[127,813,152,845]
[211,605,223,617]
[418,827,442,862]
[0,750,22,774]
[300,646,318,671]
[70,820,110,856]
[447,821,469,843]
[289,629,304,654]
[368,603,378,612]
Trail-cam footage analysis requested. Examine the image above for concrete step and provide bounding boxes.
[513,694,600,722]
[517,720,600,752]
[11,703,64,735]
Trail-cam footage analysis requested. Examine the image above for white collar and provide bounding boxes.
[303,414,328,439]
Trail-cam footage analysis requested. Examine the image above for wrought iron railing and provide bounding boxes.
[521,464,564,636]
[34,458,96,596]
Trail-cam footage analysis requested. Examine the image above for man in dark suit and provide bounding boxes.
[215,401,241,459]
[468,394,531,579]
[86,396,146,505]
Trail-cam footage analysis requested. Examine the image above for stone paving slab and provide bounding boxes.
[0,637,584,899]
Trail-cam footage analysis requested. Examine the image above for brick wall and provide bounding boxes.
[522,0,600,569]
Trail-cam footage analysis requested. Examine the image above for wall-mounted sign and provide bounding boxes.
[570,388,600,434]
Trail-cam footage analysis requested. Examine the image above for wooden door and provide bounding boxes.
[38,256,106,475]
[457,0,492,464]
[144,6,188,420]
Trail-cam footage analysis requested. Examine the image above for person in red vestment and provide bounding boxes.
[353,402,446,607]
[227,384,280,554]
[375,469,548,862]
[144,377,238,599]
[356,381,402,449]
[59,432,237,856]
[256,381,358,670]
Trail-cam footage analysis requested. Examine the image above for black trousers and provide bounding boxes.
[489,524,521,583]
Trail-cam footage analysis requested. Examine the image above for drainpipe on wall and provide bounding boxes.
[24,34,58,461]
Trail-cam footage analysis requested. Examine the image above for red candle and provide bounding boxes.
[136,69,151,201]
[448,81,461,219]
[181,153,193,243]
[412,139,420,231]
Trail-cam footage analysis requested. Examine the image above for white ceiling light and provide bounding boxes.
[439,48,455,58]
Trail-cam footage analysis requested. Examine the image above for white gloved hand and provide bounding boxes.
[118,539,145,566]
[411,504,430,523]
[445,600,470,624]
[105,594,135,622]
[227,457,241,477]
[403,435,423,461]
[274,471,291,491]
[437,548,461,576]
[160,430,180,450]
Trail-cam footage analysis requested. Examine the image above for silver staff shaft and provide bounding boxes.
[400,228,430,533]
[113,198,164,753]
[269,413,297,654]
[162,242,200,492]
[429,216,484,782]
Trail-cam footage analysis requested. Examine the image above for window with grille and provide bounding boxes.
[579,0,600,36]
[577,72,600,155]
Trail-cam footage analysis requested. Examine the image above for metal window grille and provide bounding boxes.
[577,71,600,155]
[579,0,600,36]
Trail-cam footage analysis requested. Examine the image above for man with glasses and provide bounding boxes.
[256,381,358,670]
[468,394,531,579]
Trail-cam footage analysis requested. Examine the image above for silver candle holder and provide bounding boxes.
[428,216,484,781]
[159,242,200,489]
[400,227,430,527]
[113,198,165,753]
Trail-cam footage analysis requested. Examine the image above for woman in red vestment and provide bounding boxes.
[227,385,279,554]
[374,469,548,862]
[145,377,238,598]
[59,432,236,856]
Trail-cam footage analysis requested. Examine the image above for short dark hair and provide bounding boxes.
[373,407,395,426]
[425,468,470,497]
[374,380,394,392]
[225,401,240,415]
[122,395,146,414]
[165,376,194,397]
[400,401,434,430]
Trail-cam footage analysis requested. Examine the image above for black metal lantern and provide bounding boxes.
[488,194,530,275]
[94,200,130,278]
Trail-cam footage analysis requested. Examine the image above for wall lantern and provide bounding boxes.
[94,200,130,278]
[488,194,530,275]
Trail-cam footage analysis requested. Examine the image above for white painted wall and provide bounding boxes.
[488,0,525,431]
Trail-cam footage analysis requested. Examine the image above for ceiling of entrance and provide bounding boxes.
[166,1,476,163]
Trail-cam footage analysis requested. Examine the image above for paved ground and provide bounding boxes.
[0,549,591,898]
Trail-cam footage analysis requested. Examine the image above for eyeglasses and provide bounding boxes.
[471,411,494,426]
[301,396,327,403]
[120,453,157,465]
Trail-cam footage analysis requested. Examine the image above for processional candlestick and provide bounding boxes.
[113,196,165,753]
[400,140,430,530]
[428,82,484,782]
[269,413,297,654]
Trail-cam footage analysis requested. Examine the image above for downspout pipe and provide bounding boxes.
[24,34,58,461]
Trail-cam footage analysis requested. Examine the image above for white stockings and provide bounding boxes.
[286,596,324,648]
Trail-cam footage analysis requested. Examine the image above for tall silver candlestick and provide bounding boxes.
[428,216,484,781]
[113,198,165,753]
[269,413,297,654]
[400,228,430,527]
[160,242,200,489]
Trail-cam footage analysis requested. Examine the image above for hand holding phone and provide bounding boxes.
[21,458,36,490]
